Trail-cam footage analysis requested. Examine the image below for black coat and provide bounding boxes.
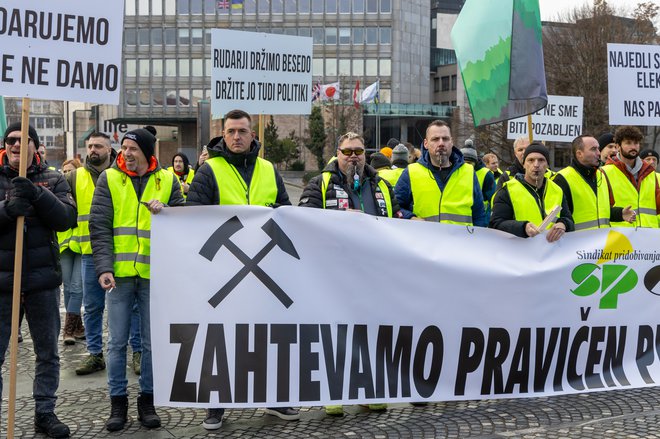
[299,160,402,218]
[186,136,291,206]
[0,151,76,294]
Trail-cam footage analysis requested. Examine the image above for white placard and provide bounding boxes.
[211,29,313,117]
[0,1,124,104]
[151,206,660,408]
[608,43,660,126]
[507,95,584,142]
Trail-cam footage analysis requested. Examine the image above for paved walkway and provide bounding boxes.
[4,325,660,438]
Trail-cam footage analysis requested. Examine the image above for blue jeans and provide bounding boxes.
[0,288,60,413]
[81,255,141,354]
[60,249,83,314]
[106,277,152,396]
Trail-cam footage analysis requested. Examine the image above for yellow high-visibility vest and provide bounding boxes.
[167,166,195,199]
[205,156,277,206]
[408,162,474,225]
[69,167,95,254]
[602,164,658,228]
[378,168,404,186]
[504,178,563,229]
[556,166,610,230]
[106,168,174,279]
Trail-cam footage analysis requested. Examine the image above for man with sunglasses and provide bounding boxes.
[0,123,76,438]
[394,120,487,226]
[187,109,297,430]
[299,131,402,219]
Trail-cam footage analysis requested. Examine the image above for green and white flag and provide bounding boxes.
[0,97,6,135]
[451,0,547,127]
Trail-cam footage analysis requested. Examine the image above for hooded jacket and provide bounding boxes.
[393,146,487,226]
[186,136,290,206]
[89,153,184,278]
[0,150,77,294]
[299,159,402,217]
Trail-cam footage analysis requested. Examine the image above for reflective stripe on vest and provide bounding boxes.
[69,167,95,254]
[321,172,393,217]
[206,156,277,205]
[106,168,174,279]
[505,178,563,229]
[602,164,658,228]
[57,229,73,253]
[408,162,474,225]
[556,167,610,230]
[378,168,404,186]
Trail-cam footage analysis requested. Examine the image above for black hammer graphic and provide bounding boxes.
[199,216,299,308]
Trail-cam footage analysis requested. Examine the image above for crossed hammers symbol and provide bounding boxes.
[199,216,299,308]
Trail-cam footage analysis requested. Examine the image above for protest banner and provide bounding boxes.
[507,95,584,142]
[607,43,660,126]
[0,1,124,104]
[211,29,313,117]
[151,206,660,408]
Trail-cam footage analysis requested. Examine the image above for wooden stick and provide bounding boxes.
[258,114,265,159]
[7,97,31,438]
[527,114,534,143]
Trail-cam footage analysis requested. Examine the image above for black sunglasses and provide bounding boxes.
[4,137,31,146]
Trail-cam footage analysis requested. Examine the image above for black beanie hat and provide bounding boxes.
[640,149,659,161]
[597,132,614,152]
[523,142,550,164]
[3,122,40,149]
[370,152,391,169]
[122,128,156,159]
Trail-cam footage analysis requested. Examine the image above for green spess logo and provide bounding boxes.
[571,263,638,309]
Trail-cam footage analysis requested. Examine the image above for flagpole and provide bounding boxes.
[376,78,380,149]
[527,114,533,143]
[258,114,265,159]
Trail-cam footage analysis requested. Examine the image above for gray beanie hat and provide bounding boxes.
[460,147,478,163]
[391,144,409,162]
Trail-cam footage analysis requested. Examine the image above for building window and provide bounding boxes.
[352,27,364,44]
[380,59,391,76]
[434,77,439,92]
[165,0,176,14]
[339,0,350,13]
[138,0,150,15]
[138,29,150,45]
[125,29,136,45]
[204,0,215,12]
[352,0,364,13]
[299,0,310,12]
[380,27,391,44]
[177,0,189,13]
[140,90,152,106]
[164,28,176,45]
[205,29,212,44]
[441,76,449,91]
[153,59,163,77]
[380,0,390,13]
[192,89,204,106]
[441,101,449,106]
[284,28,297,36]
[451,100,457,106]
[299,28,311,37]
[244,0,256,13]
[179,59,190,76]
[312,58,323,75]
[126,60,137,77]
[126,0,136,15]
[325,27,337,44]
[192,28,203,44]
[353,59,363,76]
[365,59,377,76]
[258,0,270,13]
[451,74,457,90]
[312,0,323,13]
[366,0,377,13]
[366,27,378,44]
[272,0,283,13]
[190,0,204,13]
[284,0,297,13]
[339,28,350,44]
[325,58,337,76]
[139,59,150,77]
[126,90,137,106]
[165,59,176,76]
[192,59,204,76]
[339,59,351,75]
[312,27,324,44]
[151,28,163,45]
[179,29,190,44]
[325,0,336,13]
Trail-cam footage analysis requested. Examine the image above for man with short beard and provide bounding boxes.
[394,120,487,226]
[72,133,143,378]
[299,131,401,219]
[602,125,660,228]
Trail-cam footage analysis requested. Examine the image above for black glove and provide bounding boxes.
[11,176,40,201]
[5,196,32,219]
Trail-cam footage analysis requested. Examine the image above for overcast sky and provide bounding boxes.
[539,0,655,22]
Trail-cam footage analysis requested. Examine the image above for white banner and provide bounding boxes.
[506,95,583,142]
[211,29,312,117]
[608,43,660,126]
[0,1,125,104]
[151,206,660,408]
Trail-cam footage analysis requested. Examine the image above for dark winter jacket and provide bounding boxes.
[489,174,574,238]
[90,153,184,278]
[552,159,624,222]
[299,160,402,218]
[0,151,77,294]
[393,146,488,226]
[186,136,290,206]
[495,159,524,189]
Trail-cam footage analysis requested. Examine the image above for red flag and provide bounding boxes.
[353,80,360,109]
